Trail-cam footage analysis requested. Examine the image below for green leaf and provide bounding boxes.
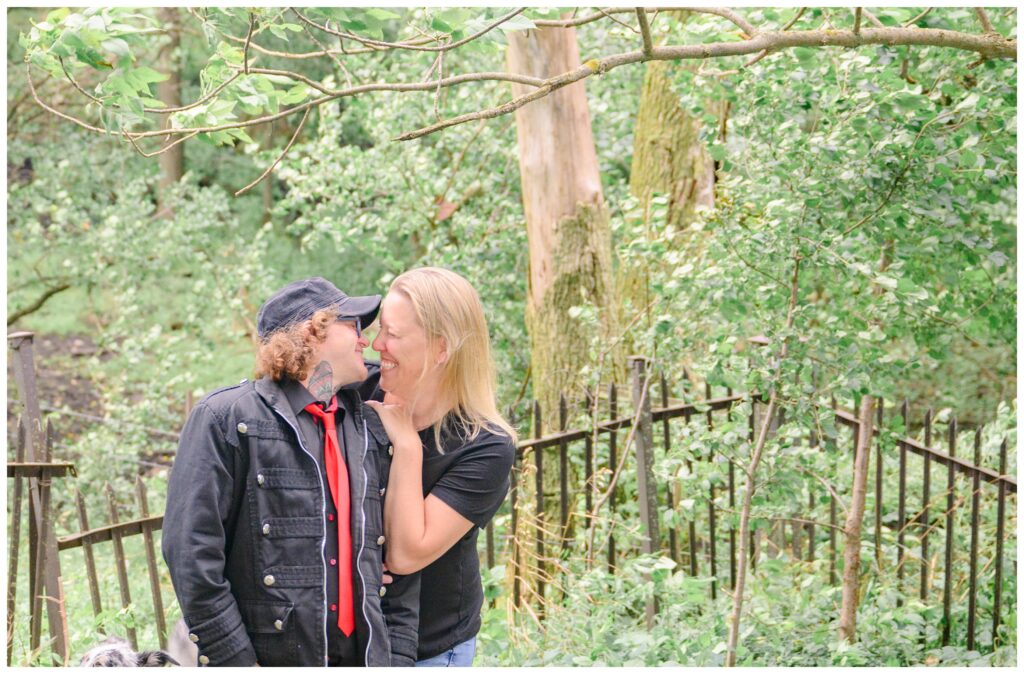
[131,66,169,84]
[500,14,537,32]
[709,144,727,162]
[101,38,131,59]
[45,8,71,24]
[874,274,898,290]
[279,84,310,105]
[366,9,401,21]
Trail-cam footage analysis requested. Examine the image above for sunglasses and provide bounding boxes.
[338,316,362,338]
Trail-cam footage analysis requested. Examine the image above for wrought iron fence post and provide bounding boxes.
[629,356,659,629]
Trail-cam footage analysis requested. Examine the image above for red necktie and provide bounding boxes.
[304,396,355,637]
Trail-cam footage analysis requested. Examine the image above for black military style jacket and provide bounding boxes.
[162,374,419,666]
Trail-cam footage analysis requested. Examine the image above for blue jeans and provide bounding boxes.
[415,637,477,667]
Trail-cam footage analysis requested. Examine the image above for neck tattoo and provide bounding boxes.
[308,361,335,404]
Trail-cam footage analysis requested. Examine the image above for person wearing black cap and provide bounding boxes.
[162,277,419,667]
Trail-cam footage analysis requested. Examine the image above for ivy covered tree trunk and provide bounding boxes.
[629,65,715,227]
[507,25,623,417]
[623,13,717,357]
[156,6,183,216]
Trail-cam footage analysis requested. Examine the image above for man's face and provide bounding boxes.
[309,318,369,398]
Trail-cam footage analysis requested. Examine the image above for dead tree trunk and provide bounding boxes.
[507,24,623,415]
[838,394,876,642]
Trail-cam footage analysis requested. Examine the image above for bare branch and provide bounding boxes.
[8,283,72,325]
[636,9,654,57]
[123,129,199,158]
[27,67,108,135]
[288,8,352,87]
[686,7,757,36]
[293,8,528,54]
[434,43,446,121]
[239,67,336,95]
[781,8,806,32]
[975,7,996,34]
[597,8,640,33]
[861,9,885,29]
[745,49,769,67]
[243,12,256,75]
[59,57,103,105]
[853,8,862,35]
[157,73,242,114]
[235,107,311,196]
[904,8,933,28]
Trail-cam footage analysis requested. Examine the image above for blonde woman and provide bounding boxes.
[364,267,516,667]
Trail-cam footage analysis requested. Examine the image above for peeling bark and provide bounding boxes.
[508,24,623,416]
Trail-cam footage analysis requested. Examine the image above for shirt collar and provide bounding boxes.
[280,378,341,418]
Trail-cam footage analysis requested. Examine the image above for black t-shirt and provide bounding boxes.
[415,422,514,659]
[361,369,514,660]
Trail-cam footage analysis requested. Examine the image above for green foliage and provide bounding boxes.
[7,6,1016,667]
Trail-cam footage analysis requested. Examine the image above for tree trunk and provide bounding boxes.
[623,10,718,357]
[838,394,876,642]
[629,65,715,227]
[507,25,622,416]
[156,7,184,217]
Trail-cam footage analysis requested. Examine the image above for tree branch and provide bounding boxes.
[686,8,757,36]
[725,250,801,667]
[904,8,933,28]
[853,8,862,35]
[841,110,955,237]
[8,283,72,325]
[33,15,1017,147]
[113,70,544,141]
[60,55,242,115]
[636,9,654,57]
[293,8,527,54]
[27,67,108,135]
[242,12,256,75]
[235,107,310,196]
[399,27,1014,140]
[781,8,806,32]
[861,9,885,29]
[123,129,199,158]
[975,8,996,34]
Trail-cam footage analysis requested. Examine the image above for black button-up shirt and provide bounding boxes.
[281,379,360,666]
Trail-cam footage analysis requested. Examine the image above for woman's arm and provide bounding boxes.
[367,400,475,575]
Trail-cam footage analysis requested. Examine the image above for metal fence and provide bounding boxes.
[7,333,1017,663]
[487,357,1016,652]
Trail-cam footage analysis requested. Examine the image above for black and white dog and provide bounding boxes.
[78,636,179,667]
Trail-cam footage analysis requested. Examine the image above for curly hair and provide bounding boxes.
[254,307,338,382]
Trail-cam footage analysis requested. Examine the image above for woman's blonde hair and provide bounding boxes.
[389,267,517,446]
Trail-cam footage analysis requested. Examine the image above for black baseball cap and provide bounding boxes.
[256,277,380,339]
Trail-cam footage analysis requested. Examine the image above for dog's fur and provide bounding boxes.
[78,636,179,667]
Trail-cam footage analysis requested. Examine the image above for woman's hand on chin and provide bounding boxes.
[366,398,419,448]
